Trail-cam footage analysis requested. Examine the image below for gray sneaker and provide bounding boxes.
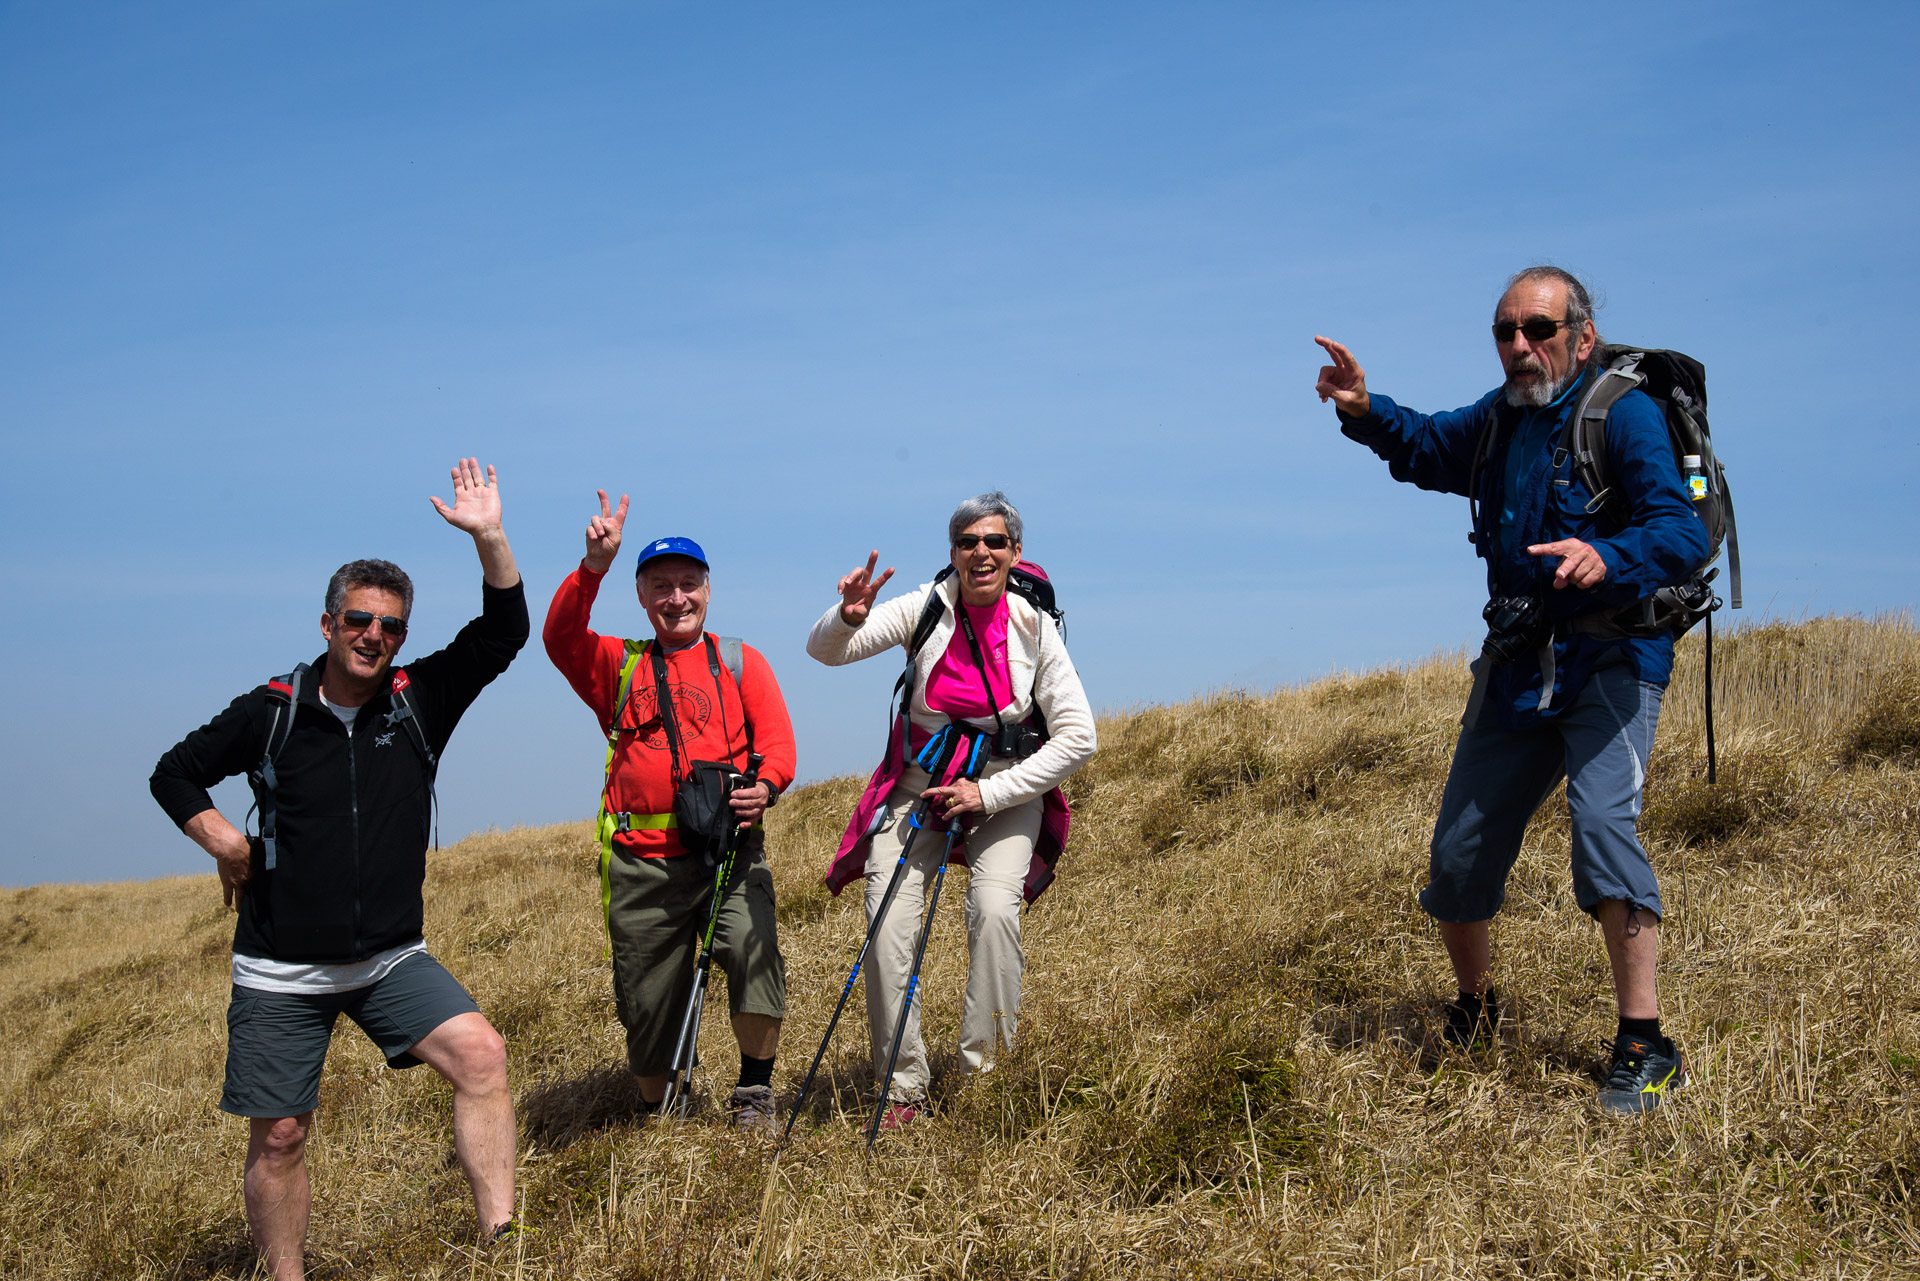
[1597,1034,1688,1114]
[727,1084,777,1133]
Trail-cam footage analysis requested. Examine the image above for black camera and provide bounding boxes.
[992,722,1044,759]
[1480,595,1551,665]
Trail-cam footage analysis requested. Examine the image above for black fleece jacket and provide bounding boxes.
[151,580,529,963]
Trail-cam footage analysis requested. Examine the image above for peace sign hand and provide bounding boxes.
[584,489,630,574]
[837,551,895,627]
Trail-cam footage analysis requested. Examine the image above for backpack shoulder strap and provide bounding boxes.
[381,668,436,776]
[715,636,745,690]
[609,639,650,744]
[252,662,310,871]
[1562,356,1645,519]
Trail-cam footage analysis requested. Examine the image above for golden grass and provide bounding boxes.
[3,615,1917,1278]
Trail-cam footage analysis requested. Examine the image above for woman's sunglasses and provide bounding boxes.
[953,533,1012,551]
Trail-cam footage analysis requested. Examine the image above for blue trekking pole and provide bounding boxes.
[780,727,964,1145]
[866,731,990,1148]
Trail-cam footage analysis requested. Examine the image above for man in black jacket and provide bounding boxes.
[151,459,528,1279]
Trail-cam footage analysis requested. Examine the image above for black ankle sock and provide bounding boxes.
[1455,988,1498,1014]
[1617,1016,1665,1051]
[738,1053,775,1090]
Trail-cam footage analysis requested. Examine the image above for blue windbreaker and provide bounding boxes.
[1340,375,1708,729]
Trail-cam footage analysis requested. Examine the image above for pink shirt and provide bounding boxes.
[924,596,1011,721]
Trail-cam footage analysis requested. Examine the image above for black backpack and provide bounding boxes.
[249,664,437,870]
[1470,345,1742,637]
[887,561,1065,761]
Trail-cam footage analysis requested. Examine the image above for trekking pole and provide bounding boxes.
[780,727,964,1145]
[661,753,762,1118]
[867,731,990,1148]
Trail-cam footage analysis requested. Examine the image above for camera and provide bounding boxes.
[992,722,1044,759]
[1480,595,1551,665]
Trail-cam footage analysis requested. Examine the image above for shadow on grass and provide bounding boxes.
[1312,994,1606,1080]
[519,1062,658,1150]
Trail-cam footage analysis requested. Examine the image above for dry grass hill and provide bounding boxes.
[4,616,1918,1279]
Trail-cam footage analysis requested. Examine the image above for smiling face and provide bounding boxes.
[1495,276,1596,408]
[950,515,1021,608]
[319,585,408,702]
[638,556,710,647]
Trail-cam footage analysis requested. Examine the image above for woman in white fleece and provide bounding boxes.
[807,491,1096,1129]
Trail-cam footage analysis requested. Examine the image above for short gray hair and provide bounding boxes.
[325,559,414,618]
[948,491,1023,547]
[1502,265,1604,365]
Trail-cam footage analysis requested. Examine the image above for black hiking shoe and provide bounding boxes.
[1441,992,1500,1051]
[1597,1033,1687,1114]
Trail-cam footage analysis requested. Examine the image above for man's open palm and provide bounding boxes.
[430,458,502,533]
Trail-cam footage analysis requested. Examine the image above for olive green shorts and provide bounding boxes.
[605,841,786,1076]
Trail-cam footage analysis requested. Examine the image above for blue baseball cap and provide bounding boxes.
[635,535,709,576]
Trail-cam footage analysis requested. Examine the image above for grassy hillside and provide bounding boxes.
[4,616,1918,1279]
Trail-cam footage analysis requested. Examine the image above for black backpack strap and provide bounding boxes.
[381,670,439,849]
[889,576,953,765]
[251,663,310,871]
[1466,415,1505,544]
[648,640,687,784]
[1720,483,1743,610]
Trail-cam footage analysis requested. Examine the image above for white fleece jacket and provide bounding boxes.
[807,576,1097,814]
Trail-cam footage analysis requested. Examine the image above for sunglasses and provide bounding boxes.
[1492,317,1575,343]
[335,610,408,637]
[953,533,1012,551]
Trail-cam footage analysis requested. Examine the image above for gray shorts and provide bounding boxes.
[1423,656,1666,923]
[220,951,480,1119]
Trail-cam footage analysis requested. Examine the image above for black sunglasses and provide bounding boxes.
[1492,317,1575,343]
[336,610,408,637]
[953,533,1012,551]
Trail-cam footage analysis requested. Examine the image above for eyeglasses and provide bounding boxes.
[953,533,1012,551]
[1492,317,1575,344]
[336,610,408,637]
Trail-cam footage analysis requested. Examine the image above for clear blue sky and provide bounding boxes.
[3,2,1912,886]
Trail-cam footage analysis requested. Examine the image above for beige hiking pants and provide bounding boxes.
[862,757,1042,1102]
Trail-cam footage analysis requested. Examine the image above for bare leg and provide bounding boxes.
[406,1012,515,1234]
[636,1072,667,1104]
[245,1114,313,1281]
[732,1012,780,1060]
[1437,919,1493,997]
[1596,900,1660,1019]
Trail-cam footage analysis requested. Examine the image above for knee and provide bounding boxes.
[252,1115,310,1167]
[448,1020,510,1092]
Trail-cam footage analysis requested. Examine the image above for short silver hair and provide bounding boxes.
[1502,264,1604,362]
[948,491,1023,546]
[325,559,413,618]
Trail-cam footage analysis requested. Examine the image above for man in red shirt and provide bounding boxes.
[544,492,797,1130]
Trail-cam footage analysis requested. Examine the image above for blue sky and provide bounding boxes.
[2,1,1913,886]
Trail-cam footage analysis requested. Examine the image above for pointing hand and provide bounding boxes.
[1313,336,1372,419]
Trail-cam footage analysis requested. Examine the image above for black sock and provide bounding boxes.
[738,1053,775,1090]
[1455,987,1498,1014]
[1617,1016,1665,1052]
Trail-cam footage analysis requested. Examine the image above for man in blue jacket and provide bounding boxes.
[1314,266,1708,1114]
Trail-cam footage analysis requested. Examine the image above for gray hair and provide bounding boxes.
[325,558,414,618]
[948,491,1023,547]
[1502,264,1604,364]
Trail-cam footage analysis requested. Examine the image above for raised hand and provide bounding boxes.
[429,458,503,534]
[584,489,630,574]
[1314,336,1372,418]
[837,550,895,627]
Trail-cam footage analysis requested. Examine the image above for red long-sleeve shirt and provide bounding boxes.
[544,564,797,858]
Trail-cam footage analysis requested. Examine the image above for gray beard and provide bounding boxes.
[1504,362,1583,409]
